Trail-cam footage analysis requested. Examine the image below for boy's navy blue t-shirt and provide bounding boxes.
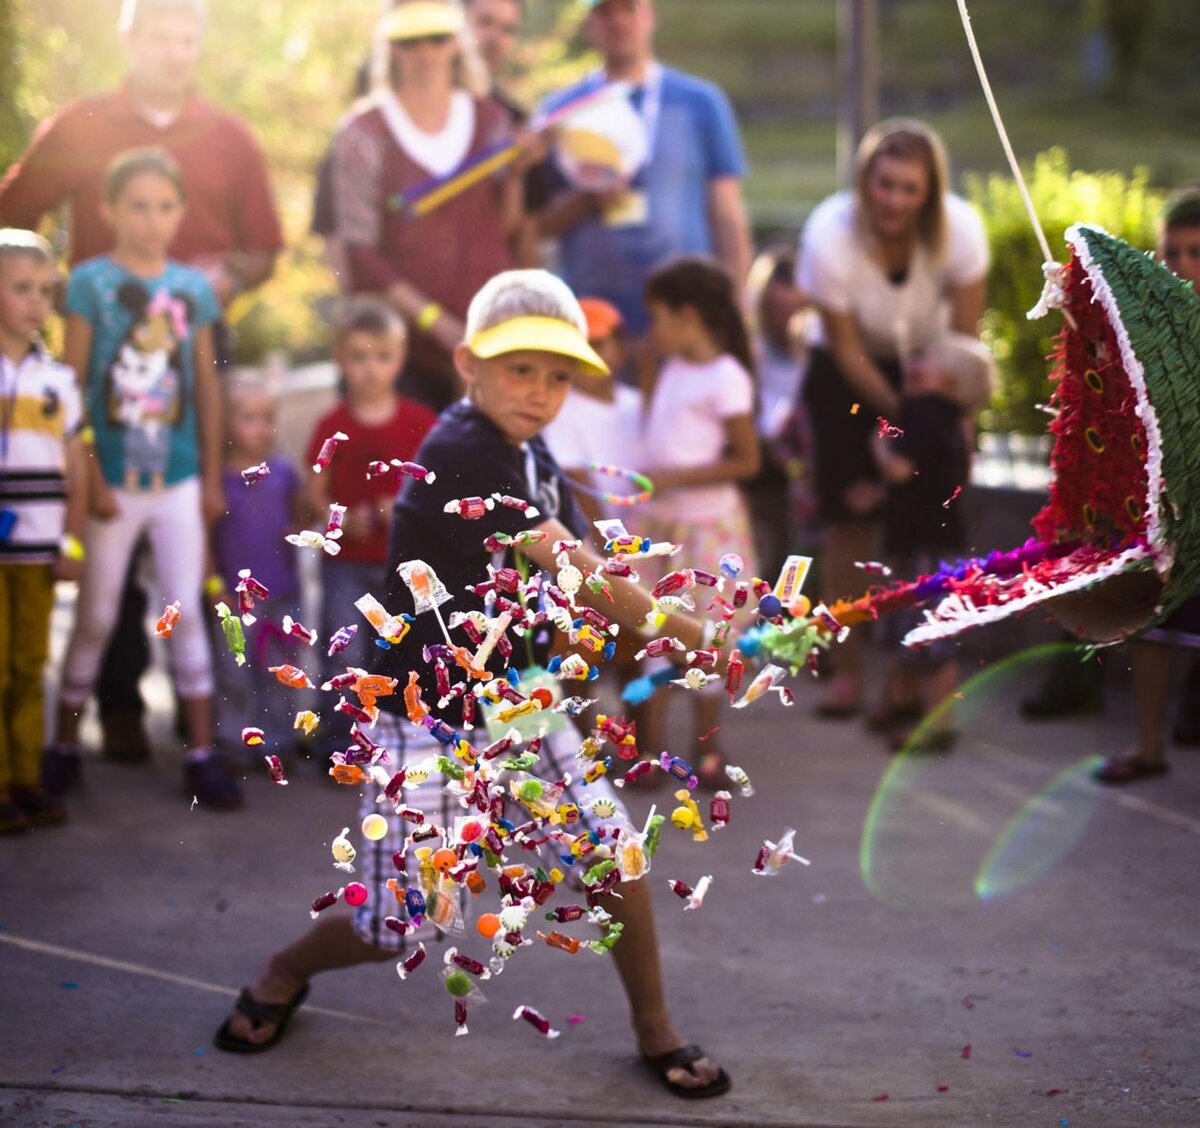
[371,400,586,714]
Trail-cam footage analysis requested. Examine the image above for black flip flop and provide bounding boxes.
[641,1043,732,1099]
[890,728,958,754]
[1094,756,1169,785]
[866,702,923,733]
[214,982,310,1053]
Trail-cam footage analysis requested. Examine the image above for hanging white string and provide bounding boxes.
[954,0,1069,320]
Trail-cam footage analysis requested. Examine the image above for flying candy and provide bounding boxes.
[281,615,318,646]
[154,601,181,638]
[355,593,413,645]
[235,569,270,624]
[394,460,436,484]
[214,602,246,666]
[285,528,342,556]
[331,827,356,872]
[264,755,288,785]
[325,503,347,541]
[269,664,315,689]
[444,496,495,520]
[492,493,540,518]
[513,1005,560,1038]
[732,663,791,709]
[326,624,357,657]
[312,430,349,473]
[753,827,810,876]
[240,460,271,485]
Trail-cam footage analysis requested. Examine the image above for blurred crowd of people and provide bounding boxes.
[0,0,1197,839]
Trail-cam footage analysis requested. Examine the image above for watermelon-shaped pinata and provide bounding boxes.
[822,224,1200,649]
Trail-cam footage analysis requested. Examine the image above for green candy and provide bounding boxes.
[215,602,246,667]
[443,970,472,997]
[581,858,616,887]
[644,813,666,858]
[499,752,539,772]
[517,778,544,803]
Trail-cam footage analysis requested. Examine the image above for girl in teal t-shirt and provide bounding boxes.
[52,147,233,807]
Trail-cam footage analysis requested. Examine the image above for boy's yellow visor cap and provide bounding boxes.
[381,2,464,41]
[467,316,610,378]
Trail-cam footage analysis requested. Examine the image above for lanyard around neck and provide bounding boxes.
[589,61,664,164]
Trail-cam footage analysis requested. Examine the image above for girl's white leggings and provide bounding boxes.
[61,477,214,706]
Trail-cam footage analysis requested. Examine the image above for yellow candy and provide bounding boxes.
[789,594,812,618]
[361,813,388,841]
[671,805,695,830]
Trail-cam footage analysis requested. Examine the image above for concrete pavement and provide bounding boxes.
[2,639,1199,1128]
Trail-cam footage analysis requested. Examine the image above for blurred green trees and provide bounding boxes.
[966,150,1165,434]
[1,0,1193,396]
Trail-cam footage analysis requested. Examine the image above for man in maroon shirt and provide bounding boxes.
[1,0,284,773]
[0,0,282,302]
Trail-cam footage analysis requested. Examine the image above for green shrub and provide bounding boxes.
[965,149,1165,433]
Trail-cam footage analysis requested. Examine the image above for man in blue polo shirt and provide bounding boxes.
[537,0,752,338]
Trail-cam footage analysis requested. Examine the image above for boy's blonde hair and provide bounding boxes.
[464,269,588,341]
[334,295,407,345]
[924,332,995,411]
[0,228,55,268]
[224,368,279,409]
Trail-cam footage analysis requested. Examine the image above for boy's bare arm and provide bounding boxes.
[193,325,225,525]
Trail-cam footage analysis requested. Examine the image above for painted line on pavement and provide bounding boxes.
[0,932,385,1024]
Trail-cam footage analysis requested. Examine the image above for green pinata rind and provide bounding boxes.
[1068,224,1200,624]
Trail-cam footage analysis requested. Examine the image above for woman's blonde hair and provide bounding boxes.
[465,269,587,340]
[371,1,488,98]
[854,118,950,259]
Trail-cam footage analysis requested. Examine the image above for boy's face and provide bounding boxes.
[1160,224,1200,290]
[228,390,276,463]
[0,255,56,348]
[102,172,185,260]
[335,329,405,405]
[455,347,574,445]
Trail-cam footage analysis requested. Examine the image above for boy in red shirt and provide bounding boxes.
[304,300,437,718]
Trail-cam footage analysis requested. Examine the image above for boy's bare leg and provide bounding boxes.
[223,915,392,1046]
[597,877,723,1089]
